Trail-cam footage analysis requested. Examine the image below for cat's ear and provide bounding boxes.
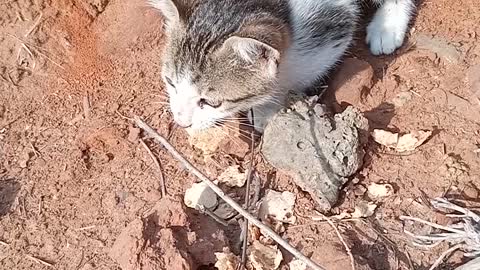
[149,0,191,28]
[222,36,281,78]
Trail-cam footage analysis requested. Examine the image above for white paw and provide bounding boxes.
[366,17,406,55]
[366,0,413,55]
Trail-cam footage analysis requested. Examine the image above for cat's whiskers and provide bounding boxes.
[212,122,251,146]
[215,121,254,141]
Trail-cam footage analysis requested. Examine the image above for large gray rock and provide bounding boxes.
[261,96,368,211]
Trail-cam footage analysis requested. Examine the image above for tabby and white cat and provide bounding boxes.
[150,0,415,131]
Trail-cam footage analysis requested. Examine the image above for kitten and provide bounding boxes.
[150,0,415,131]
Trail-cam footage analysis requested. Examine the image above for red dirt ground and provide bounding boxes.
[0,0,479,269]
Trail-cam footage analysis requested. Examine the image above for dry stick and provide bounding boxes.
[140,139,167,198]
[239,117,256,270]
[320,213,355,270]
[428,244,463,270]
[134,116,326,270]
[25,255,53,267]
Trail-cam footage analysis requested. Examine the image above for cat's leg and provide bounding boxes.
[366,0,415,55]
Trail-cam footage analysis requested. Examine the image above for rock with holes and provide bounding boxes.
[261,95,368,211]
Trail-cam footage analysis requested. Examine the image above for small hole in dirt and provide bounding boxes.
[106,153,114,161]
[343,156,349,165]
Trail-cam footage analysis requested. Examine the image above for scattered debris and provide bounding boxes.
[367,183,394,200]
[401,198,480,270]
[258,190,297,224]
[214,248,240,270]
[262,96,368,211]
[184,182,218,210]
[249,241,283,270]
[218,165,247,187]
[372,129,432,152]
[313,201,377,221]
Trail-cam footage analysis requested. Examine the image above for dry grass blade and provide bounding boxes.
[402,197,480,269]
[428,244,463,270]
[25,255,54,267]
[134,116,326,270]
[139,139,167,198]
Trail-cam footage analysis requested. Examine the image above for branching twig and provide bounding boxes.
[320,213,355,270]
[134,116,326,270]
[140,139,167,198]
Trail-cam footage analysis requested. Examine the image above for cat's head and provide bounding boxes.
[150,0,289,130]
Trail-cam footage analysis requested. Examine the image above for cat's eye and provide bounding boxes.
[198,98,222,109]
[165,77,175,88]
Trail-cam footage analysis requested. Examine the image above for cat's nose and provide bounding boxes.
[176,122,192,128]
[174,112,192,128]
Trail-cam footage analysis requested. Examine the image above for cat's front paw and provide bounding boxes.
[366,6,410,55]
[366,15,407,55]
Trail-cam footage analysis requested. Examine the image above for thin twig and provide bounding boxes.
[140,139,167,198]
[26,255,53,267]
[134,116,326,270]
[82,95,90,119]
[400,216,466,234]
[199,205,229,227]
[76,225,96,231]
[239,111,256,270]
[320,213,355,270]
[0,241,9,247]
[428,244,463,270]
[25,12,43,37]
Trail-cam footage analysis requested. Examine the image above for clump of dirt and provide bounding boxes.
[262,96,368,211]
